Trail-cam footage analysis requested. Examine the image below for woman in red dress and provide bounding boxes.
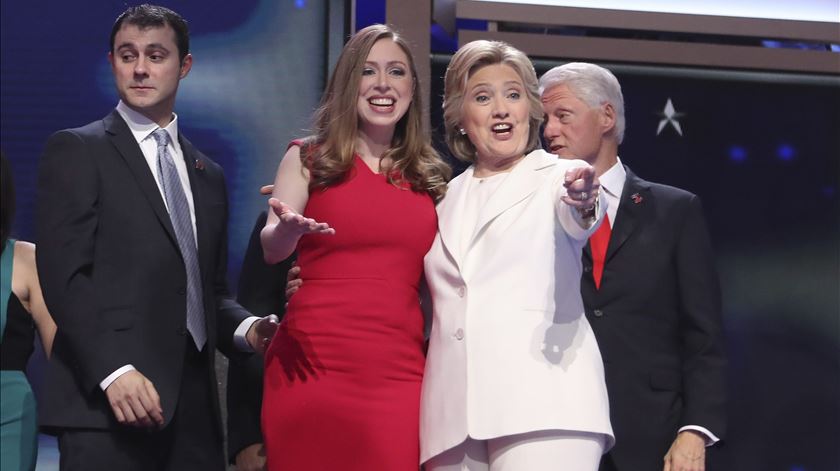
[259,24,450,470]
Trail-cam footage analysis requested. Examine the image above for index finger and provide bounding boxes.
[563,166,588,186]
[578,166,595,185]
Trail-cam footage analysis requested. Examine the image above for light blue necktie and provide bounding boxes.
[152,129,206,350]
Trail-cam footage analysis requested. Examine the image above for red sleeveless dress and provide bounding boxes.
[262,144,436,470]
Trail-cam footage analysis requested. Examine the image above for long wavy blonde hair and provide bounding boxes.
[303,24,450,200]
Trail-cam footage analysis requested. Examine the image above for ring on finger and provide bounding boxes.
[580,191,588,200]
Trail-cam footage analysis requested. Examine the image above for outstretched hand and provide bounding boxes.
[560,165,600,212]
[268,198,335,236]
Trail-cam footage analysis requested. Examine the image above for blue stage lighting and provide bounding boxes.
[728,145,747,163]
[776,144,796,161]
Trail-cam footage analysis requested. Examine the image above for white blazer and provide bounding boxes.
[420,149,615,463]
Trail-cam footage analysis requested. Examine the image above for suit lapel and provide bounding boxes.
[436,166,472,271]
[105,111,178,246]
[583,235,593,263]
[179,135,211,280]
[606,165,651,263]
[469,149,555,249]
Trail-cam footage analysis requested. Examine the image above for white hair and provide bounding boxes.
[539,62,625,144]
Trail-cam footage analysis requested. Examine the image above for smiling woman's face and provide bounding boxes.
[356,38,413,134]
[460,63,531,167]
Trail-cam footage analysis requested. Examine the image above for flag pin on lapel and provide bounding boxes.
[195,159,205,171]
[631,193,643,204]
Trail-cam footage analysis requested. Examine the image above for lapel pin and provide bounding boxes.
[631,193,643,204]
[194,158,205,171]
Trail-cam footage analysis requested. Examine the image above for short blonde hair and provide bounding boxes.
[442,40,543,162]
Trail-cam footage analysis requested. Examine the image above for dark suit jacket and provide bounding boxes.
[583,166,727,471]
[226,211,294,461]
[35,110,251,437]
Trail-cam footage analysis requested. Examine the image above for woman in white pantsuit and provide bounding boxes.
[421,40,615,470]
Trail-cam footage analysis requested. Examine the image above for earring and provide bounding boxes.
[458,128,466,135]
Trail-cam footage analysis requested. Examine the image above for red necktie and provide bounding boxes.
[590,213,611,290]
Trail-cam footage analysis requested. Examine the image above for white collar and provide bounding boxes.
[599,156,626,198]
[115,100,180,146]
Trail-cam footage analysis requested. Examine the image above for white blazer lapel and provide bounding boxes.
[469,150,557,247]
[436,166,474,271]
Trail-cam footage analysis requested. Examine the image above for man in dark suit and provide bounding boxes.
[539,63,726,471]
[36,5,276,470]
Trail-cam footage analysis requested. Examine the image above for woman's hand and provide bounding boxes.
[268,198,335,236]
[560,165,600,215]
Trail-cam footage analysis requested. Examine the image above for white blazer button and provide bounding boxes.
[457,286,465,297]
[454,328,464,340]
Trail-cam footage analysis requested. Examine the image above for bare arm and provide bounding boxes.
[12,241,57,357]
[260,145,334,264]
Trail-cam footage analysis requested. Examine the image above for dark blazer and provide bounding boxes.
[35,110,251,435]
[226,211,294,461]
[583,166,727,471]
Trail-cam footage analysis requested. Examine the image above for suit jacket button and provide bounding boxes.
[583,266,592,273]
[177,327,187,335]
[457,286,465,298]
[454,328,464,340]
[593,309,604,317]
[177,287,186,295]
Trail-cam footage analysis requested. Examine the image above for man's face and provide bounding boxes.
[109,23,191,127]
[541,84,610,164]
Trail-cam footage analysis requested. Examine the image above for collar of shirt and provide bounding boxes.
[115,100,181,152]
[599,157,626,227]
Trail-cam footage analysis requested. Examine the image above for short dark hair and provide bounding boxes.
[0,150,15,253]
[110,4,190,62]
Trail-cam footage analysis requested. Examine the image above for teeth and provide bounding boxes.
[370,98,394,106]
[492,124,512,132]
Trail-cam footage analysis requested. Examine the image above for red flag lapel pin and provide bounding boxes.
[631,193,643,204]
[194,158,205,171]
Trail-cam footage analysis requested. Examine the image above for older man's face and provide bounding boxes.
[541,84,608,164]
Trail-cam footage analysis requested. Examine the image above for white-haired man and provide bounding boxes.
[539,62,726,471]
